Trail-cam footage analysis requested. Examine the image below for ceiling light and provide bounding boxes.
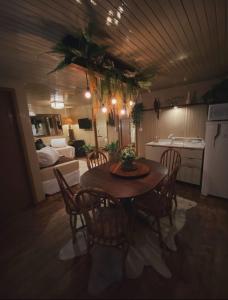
[118,6,124,13]
[50,91,64,109]
[101,104,107,113]
[114,18,119,25]
[129,100,134,106]
[178,54,188,61]
[90,0,97,5]
[108,10,114,16]
[111,98,117,105]
[117,11,121,19]
[75,0,81,3]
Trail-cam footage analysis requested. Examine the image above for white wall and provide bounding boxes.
[141,78,221,109]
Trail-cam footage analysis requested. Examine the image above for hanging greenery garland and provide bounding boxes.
[131,103,144,125]
[49,23,157,103]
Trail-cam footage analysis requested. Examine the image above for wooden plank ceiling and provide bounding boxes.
[0,0,228,105]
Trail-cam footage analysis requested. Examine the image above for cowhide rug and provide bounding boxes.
[58,196,197,295]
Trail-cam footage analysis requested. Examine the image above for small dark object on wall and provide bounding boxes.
[107,109,115,127]
[203,79,228,104]
[154,98,160,119]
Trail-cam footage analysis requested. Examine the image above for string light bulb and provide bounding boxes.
[111,98,117,105]
[84,72,91,99]
[120,108,126,115]
[84,88,91,99]
[101,104,107,113]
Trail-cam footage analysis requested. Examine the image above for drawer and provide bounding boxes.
[181,157,202,168]
[182,148,203,159]
[177,166,201,185]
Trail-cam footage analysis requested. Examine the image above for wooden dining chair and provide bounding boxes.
[54,168,86,243]
[160,148,181,207]
[86,150,108,170]
[134,169,177,249]
[75,188,130,274]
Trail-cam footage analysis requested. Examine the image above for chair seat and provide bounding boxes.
[135,191,171,218]
[87,207,127,246]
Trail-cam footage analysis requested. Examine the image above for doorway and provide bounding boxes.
[0,89,33,220]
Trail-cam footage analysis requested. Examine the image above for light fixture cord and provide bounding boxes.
[86,72,89,88]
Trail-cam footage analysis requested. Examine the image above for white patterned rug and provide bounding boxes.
[58,196,197,295]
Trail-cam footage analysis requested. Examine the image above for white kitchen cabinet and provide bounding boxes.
[145,145,204,185]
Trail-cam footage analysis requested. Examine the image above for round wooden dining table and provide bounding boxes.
[80,158,168,199]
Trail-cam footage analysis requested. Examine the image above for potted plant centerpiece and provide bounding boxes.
[121,146,137,171]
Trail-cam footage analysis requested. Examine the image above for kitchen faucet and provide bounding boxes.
[168,133,175,139]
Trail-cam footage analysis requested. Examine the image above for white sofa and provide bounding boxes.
[50,138,75,159]
[40,159,80,195]
[36,143,79,195]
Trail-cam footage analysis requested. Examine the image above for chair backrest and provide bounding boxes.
[75,188,126,241]
[54,168,77,214]
[86,150,108,170]
[160,148,181,176]
[152,170,177,215]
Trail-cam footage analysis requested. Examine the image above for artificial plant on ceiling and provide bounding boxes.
[49,23,157,104]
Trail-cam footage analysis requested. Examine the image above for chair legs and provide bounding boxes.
[155,217,164,249]
[169,213,173,226]
[122,243,129,279]
[69,214,77,243]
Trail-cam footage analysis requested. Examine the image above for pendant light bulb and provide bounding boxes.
[111,97,117,105]
[84,72,91,99]
[101,104,107,113]
[84,88,91,99]
[120,108,126,115]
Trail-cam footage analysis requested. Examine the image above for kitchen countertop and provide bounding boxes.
[146,139,205,150]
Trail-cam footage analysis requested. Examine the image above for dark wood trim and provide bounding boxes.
[0,87,35,206]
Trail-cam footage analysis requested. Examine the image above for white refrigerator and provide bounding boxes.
[201,104,228,199]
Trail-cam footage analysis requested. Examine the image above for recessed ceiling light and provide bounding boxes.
[117,11,121,19]
[178,54,188,61]
[106,16,112,23]
[114,18,119,25]
[118,6,124,13]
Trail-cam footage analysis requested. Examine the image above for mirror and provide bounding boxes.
[31,114,63,137]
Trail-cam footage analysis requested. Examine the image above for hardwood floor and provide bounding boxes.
[1,183,228,299]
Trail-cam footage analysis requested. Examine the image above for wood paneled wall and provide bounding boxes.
[136,78,220,156]
[137,104,208,157]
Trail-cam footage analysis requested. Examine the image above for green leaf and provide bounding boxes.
[48,59,70,74]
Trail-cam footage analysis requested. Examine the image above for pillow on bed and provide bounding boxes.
[37,146,60,168]
[50,138,67,148]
